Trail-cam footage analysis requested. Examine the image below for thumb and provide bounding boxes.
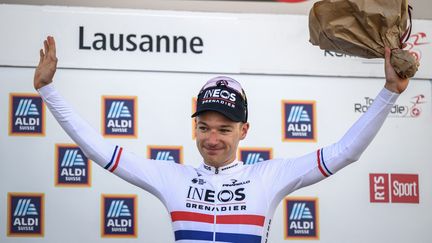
[384,47,391,65]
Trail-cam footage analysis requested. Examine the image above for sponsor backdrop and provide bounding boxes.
[0,4,431,243]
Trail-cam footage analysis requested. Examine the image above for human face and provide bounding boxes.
[195,111,249,168]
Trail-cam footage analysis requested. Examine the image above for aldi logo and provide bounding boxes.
[282,101,316,142]
[148,146,183,164]
[102,96,137,137]
[9,94,45,136]
[285,198,319,240]
[8,193,44,237]
[238,148,272,165]
[55,144,91,187]
[102,195,137,238]
[369,173,419,204]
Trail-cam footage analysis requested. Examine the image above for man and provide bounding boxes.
[35,36,408,243]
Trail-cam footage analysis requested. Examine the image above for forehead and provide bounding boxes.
[196,111,238,125]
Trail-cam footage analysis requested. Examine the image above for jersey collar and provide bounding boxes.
[199,160,244,175]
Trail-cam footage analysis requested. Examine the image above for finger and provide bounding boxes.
[48,36,57,59]
[43,40,49,56]
[384,47,391,67]
[38,49,44,65]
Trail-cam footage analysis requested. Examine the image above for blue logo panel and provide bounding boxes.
[283,102,316,141]
[285,198,318,239]
[9,194,44,236]
[239,149,271,165]
[56,145,90,186]
[149,147,182,164]
[102,196,136,237]
[103,97,136,137]
[10,95,44,135]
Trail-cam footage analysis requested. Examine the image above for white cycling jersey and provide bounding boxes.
[39,84,398,243]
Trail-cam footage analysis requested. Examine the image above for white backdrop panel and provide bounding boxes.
[0,67,430,243]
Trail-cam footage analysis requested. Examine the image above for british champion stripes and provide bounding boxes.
[171,211,264,242]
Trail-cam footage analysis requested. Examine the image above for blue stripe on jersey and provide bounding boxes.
[174,230,261,243]
[104,145,118,170]
[320,148,333,175]
[174,230,213,241]
[216,232,262,243]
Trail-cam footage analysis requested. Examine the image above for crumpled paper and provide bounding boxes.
[309,0,419,78]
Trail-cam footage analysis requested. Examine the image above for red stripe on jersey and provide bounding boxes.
[171,211,265,226]
[171,211,213,223]
[317,149,329,177]
[217,214,265,226]
[109,147,123,172]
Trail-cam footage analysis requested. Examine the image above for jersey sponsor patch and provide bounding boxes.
[148,145,183,164]
[9,94,45,136]
[8,193,44,237]
[238,147,272,165]
[55,144,91,187]
[101,194,137,238]
[102,96,137,137]
[284,197,319,239]
[282,101,316,142]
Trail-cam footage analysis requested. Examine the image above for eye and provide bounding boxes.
[219,129,231,133]
[198,126,208,132]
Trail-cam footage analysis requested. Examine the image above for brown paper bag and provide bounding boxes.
[309,0,419,79]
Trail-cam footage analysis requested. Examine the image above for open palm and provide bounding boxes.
[34,36,58,90]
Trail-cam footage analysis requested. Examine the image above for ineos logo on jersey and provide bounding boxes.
[203,88,237,102]
[187,186,246,203]
[8,193,44,237]
[9,94,45,136]
[55,144,91,187]
[102,96,137,137]
[102,195,137,238]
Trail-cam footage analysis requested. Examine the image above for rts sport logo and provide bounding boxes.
[148,146,183,164]
[285,197,319,240]
[282,101,316,142]
[102,195,137,238]
[238,148,272,165]
[102,96,137,137]
[9,94,45,136]
[354,94,426,118]
[8,193,44,237]
[55,144,91,187]
[369,173,419,204]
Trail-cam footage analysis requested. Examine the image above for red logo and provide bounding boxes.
[369,173,419,204]
[390,174,419,203]
[404,32,430,61]
[369,174,389,203]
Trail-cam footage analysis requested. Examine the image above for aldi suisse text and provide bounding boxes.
[79,26,204,54]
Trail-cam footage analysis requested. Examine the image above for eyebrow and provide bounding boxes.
[197,121,234,128]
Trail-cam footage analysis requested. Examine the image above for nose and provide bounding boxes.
[206,130,219,146]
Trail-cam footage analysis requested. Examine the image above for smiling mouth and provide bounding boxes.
[204,147,223,155]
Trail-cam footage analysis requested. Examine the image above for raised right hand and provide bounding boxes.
[34,36,58,90]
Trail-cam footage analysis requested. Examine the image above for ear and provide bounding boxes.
[239,122,250,140]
